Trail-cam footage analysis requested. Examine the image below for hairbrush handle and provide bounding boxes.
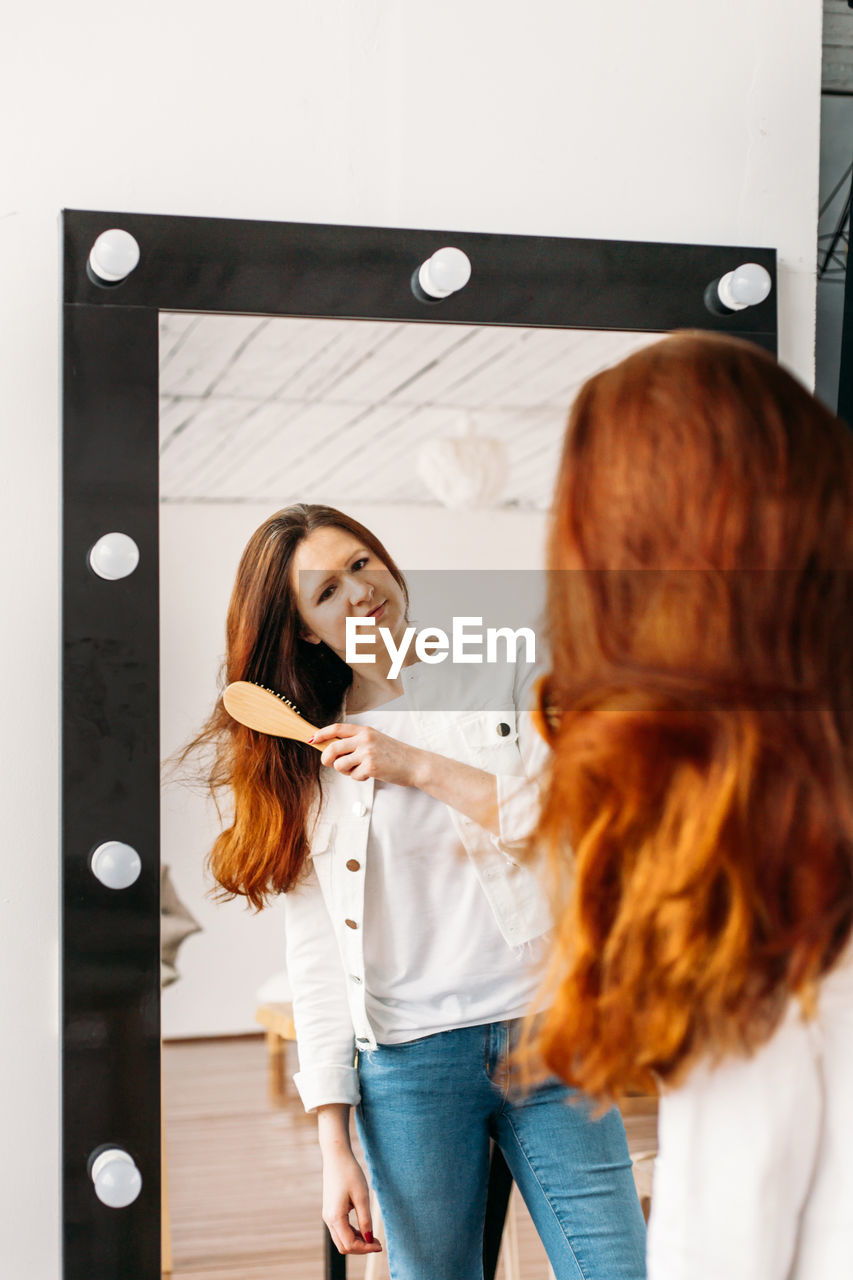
[223,681,322,746]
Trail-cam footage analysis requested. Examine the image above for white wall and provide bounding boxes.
[160,501,546,1038]
[1,1,823,1273]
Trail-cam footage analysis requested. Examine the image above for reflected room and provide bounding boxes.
[158,314,660,1279]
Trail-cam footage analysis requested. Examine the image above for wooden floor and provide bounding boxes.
[162,1036,657,1280]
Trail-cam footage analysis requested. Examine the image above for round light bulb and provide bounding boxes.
[88,229,141,284]
[90,841,142,890]
[717,263,772,311]
[418,247,472,299]
[88,532,140,581]
[90,1149,142,1209]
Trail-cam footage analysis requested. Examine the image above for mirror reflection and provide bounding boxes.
[158,315,660,1279]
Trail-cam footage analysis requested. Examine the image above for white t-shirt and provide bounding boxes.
[346,695,547,1045]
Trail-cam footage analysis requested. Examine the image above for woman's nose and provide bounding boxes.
[347,575,373,606]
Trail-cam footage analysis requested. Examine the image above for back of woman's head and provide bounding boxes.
[534,332,853,1099]
[189,503,407,907]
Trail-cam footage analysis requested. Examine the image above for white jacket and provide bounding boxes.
[284,652,552,1112]
[648,946,853,1279]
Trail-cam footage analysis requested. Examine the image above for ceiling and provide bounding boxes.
[159,313,658,510]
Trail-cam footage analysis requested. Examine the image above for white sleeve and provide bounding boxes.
[648,1010,822,1280]
[493,652,551,853]
[284,863,360,1113]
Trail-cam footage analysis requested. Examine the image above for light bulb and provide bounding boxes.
[717,263,772,311]
[417,247,472,299]
[88,532,140,581]
[88,229,141,285]
[90,1149,142,1208]
[90,841,142,890]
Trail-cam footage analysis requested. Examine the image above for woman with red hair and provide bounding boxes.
[189,502,647,1279]
[532,332,853,1278]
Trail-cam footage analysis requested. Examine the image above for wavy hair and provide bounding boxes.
[529,332,853,1100]
[183,504,408,908]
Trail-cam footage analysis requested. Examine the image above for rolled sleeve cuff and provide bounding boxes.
[293,1063,361,1113]
[493,772,541,860]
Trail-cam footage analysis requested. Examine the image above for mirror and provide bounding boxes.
[158,315,662,1276]
[61,210,777,1280]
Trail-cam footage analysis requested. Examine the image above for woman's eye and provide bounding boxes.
[316,557,367,603]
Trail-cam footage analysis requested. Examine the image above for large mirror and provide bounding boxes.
[158,315,661,1279]
[62,211,777,1280]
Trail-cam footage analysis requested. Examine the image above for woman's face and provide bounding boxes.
[290,525,407,660]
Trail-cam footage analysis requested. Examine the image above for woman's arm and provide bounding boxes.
[311,723,501,833]
[311,656,550,842]
[284,862,361,1111]
[411,749,500,833]
[285,866,383,1257]
[317,1104,382,1257]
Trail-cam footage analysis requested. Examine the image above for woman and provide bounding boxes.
[530,332,853,1278]
[194,503,647,1279]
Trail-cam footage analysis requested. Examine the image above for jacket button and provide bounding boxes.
[497,722,511,737]
[346,859,361,872]
[352,801,368,817]
[345,918,358,930]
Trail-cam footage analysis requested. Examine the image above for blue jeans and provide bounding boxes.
[356,1020,647,1280]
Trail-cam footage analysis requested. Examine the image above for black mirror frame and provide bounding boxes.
[61,207,777,1279]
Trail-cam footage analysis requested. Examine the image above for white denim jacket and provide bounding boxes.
[284,652,552,1112]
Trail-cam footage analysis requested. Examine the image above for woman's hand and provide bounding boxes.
[312,723,501,832]
[312,723,425,786]
[321,1143,382,1257]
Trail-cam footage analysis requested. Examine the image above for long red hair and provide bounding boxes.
[184,504,408,908]
[531,332,853,1100]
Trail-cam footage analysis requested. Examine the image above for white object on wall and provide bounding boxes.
[87,229,141,285]
[717,262,773,311]
[88,532,140,581]
[416,246,472,299]
[90,1149,142,1209]
[89,841,142,891]
[417,416,509,509]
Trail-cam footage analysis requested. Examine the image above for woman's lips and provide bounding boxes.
[367,600,386,619]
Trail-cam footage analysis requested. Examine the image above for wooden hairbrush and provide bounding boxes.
[222,681,322,748]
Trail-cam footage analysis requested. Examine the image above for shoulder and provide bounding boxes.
[657,1000,823,1170]
[818,936,853,1008]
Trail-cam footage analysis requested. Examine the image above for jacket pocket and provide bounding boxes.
[457,710,524,772]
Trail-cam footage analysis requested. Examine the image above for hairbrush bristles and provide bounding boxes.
[252,682,303,717]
